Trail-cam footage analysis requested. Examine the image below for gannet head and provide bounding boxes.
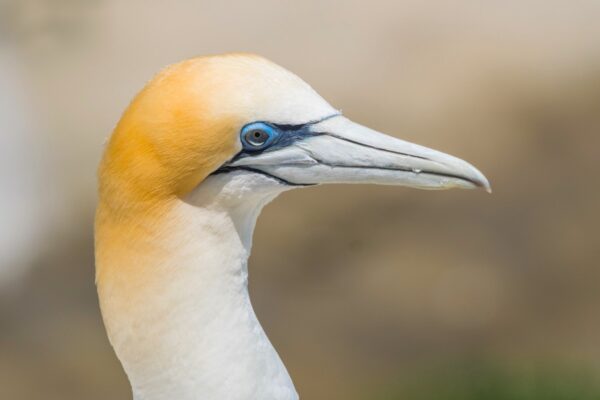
[96,53,490,400]
[99,53,489,218]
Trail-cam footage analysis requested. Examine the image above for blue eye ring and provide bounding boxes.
[240,122,278,151]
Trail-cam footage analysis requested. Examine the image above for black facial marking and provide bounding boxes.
[211,112,341,186]
[227,114,339,163]
[215,166,313,187]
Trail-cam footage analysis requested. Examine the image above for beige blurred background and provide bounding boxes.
[1,0,599,399]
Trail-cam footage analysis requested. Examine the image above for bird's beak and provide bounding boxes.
[228,116,491,191]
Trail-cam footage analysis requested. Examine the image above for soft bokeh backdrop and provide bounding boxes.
[1,1,599,399]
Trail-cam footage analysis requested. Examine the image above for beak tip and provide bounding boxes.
[461,163,491,193]
[481,183,493,194]
[473,174,492,194]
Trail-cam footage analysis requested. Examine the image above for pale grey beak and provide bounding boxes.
[228,116,491,191]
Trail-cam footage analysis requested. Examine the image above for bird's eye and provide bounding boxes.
[240,122,278,151]
[246,129,269,146]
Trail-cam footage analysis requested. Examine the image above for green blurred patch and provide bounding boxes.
[377,362,600,400]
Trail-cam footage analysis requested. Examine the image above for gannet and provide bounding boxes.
[95,53,490,400]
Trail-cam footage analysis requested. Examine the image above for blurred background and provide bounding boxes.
[1,0,599,399]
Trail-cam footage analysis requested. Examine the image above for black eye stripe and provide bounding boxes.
[228,113,343,163]
[211,113,346,183]
[228,124,315,165]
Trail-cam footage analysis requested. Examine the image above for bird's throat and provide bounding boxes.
[95,175,297,400]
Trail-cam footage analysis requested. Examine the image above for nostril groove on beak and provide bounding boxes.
[319,132,432,161]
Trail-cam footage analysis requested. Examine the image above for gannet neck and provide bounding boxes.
[96,173,296,400]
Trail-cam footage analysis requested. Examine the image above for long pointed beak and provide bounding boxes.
[228,116,491,191]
